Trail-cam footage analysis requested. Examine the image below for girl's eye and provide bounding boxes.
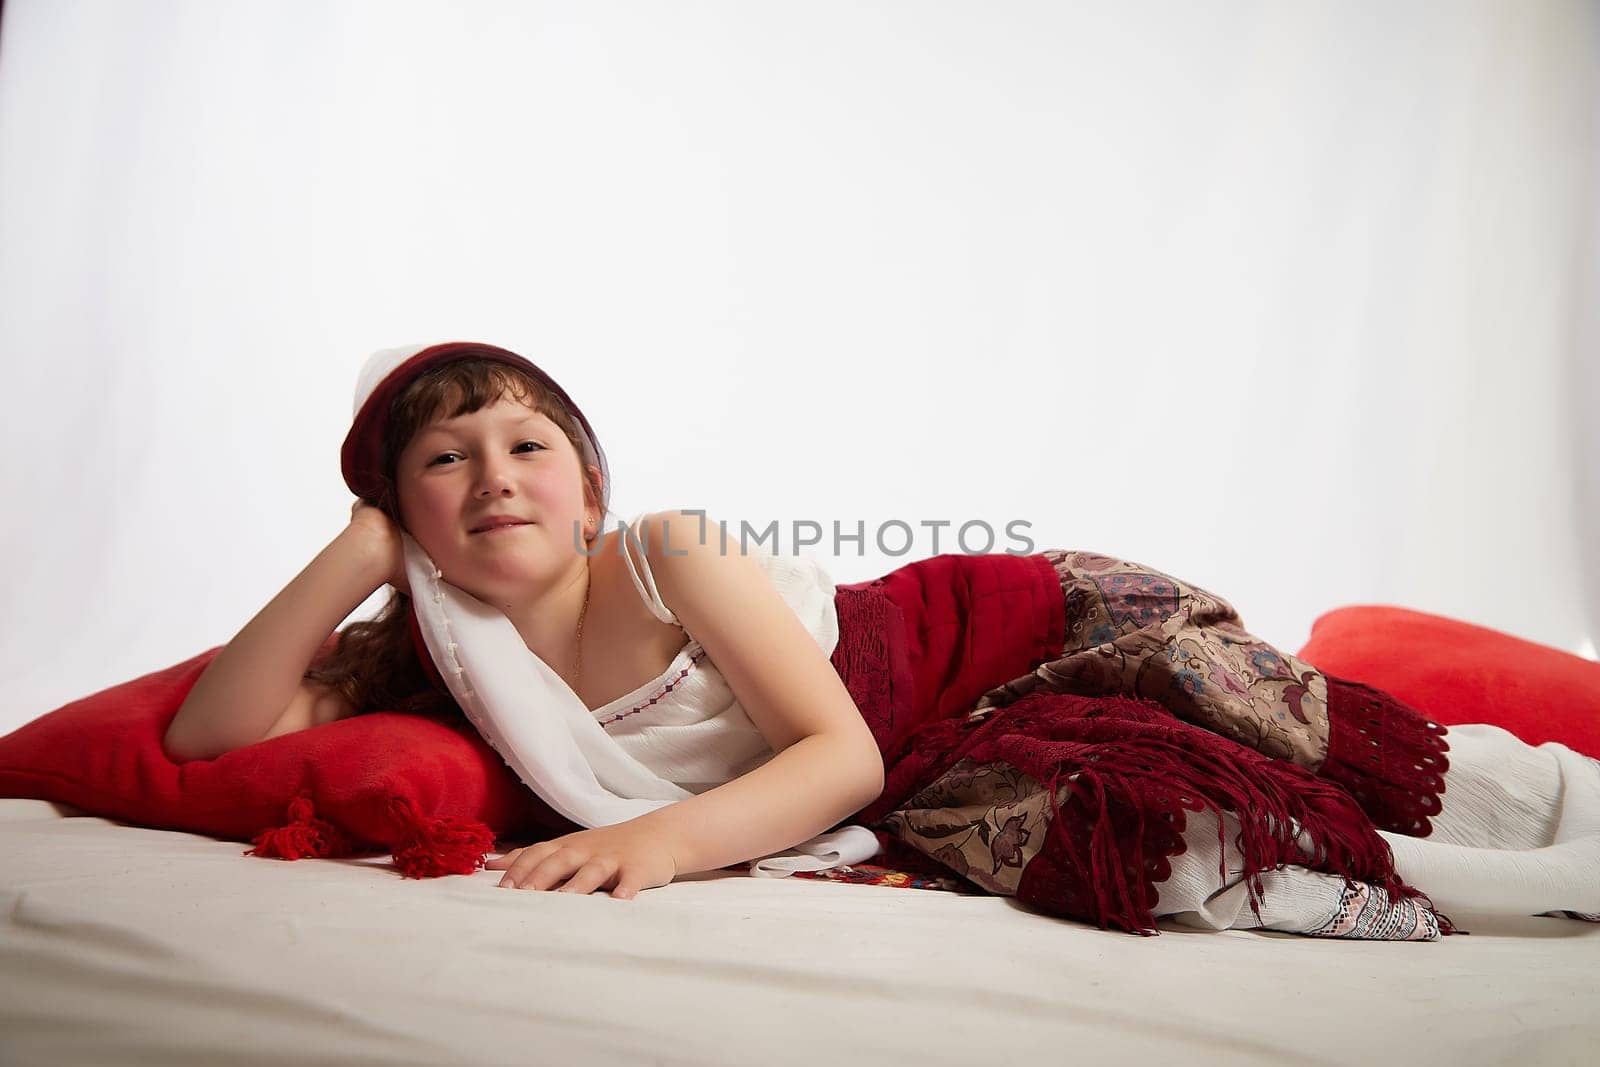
[424,441,543,467]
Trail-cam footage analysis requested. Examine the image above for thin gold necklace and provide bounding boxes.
[573,575,591,681]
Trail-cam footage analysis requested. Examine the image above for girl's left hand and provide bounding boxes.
[485,821,680,900]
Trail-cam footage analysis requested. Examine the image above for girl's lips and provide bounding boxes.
[472,521,532,535]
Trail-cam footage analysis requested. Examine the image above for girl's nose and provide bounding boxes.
[474,461,515,497]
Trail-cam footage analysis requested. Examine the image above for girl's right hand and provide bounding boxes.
[347,500,411,597]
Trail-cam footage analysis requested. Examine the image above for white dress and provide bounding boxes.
[597,512,841,794]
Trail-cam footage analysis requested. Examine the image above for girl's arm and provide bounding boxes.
[162,508,399,762]
[625,510,886,875]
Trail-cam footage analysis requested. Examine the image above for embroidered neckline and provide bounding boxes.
[595,643,707,726]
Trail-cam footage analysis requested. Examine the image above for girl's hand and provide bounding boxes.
[346,500,410,597]
[486,821,680,900]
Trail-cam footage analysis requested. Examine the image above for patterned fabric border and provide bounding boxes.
[971,550,1331,768]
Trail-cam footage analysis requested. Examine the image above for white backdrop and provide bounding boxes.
[2,0,1596,733]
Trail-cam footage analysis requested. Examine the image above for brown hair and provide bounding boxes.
[304,358,605,717]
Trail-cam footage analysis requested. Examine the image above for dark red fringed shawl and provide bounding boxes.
[830,552,1448,935]
[1317,677,1449,837]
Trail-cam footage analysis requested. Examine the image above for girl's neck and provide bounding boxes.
[494,562,592,682]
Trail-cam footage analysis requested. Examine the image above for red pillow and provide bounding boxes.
[0,645,575,875]
[1298,605,1600,759]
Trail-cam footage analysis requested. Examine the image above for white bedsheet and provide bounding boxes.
[2,798,1596,1066]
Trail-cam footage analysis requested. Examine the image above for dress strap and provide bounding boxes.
[619,512,680,626]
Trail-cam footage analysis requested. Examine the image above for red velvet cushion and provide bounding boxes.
[1298,605,1600,759]
[0,645,574,874]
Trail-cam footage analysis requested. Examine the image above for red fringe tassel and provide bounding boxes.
[246,794,494,879]
[245,795,354,861]
[385,795,495,878]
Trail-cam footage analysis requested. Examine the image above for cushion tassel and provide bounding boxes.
[245,795,353,860]
[386,794,495,878]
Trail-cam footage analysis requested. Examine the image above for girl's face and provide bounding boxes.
[394,394,598,598]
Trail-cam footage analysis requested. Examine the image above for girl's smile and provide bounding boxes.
[469,515,535,535]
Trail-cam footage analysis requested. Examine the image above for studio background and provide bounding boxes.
[2,0,1596,734]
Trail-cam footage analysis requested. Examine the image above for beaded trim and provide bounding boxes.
[597,649,708,728]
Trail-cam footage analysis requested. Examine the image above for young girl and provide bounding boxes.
[163,342,1600,934]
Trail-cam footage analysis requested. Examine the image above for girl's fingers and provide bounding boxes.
[556,857,619,896]
[488,841,637,896]
[499,857,544,888]
[504,846,580,891]
[483,849,520,870]
[496,844,556,887]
